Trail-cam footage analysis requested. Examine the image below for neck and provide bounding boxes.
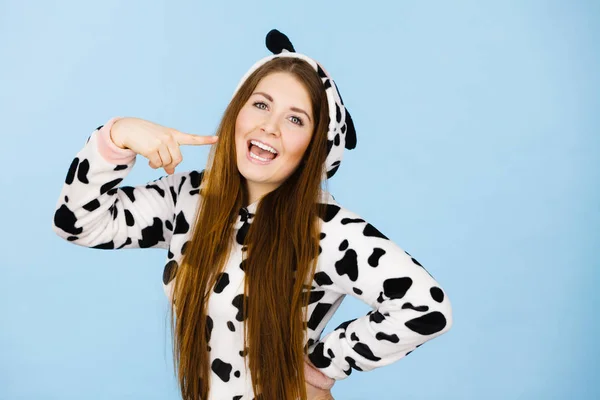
[245,181,278,207]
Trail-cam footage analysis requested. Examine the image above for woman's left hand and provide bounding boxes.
[304,355,335,400]
[305,382,334,400]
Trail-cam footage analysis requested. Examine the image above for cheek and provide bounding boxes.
[284,132,312,161]
[235,108,252,137]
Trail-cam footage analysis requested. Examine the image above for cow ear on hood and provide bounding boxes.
[266,29,296,54]
[344,110,357,150]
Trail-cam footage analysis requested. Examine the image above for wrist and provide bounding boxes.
[97,117,136,164]
[109,117,128,149]
[304,356,335,390]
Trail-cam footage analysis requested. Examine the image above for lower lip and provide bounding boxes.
[246,146,277,165]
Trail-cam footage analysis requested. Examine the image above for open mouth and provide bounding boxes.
[247,140,279,163]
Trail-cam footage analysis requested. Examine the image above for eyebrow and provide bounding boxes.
[253,91,312,123]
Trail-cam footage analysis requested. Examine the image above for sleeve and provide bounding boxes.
[307,204,453,380]
[52,117,188,250]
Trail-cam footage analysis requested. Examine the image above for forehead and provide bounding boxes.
[254,72,311,106]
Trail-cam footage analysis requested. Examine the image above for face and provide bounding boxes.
[235,71,315,203]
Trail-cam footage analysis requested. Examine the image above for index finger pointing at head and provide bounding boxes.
[174,131,219,146]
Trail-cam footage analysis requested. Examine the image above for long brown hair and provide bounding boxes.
[169,57,330,399]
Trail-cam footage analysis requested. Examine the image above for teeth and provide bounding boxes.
[249,152,271,162]
[250,140,278,155]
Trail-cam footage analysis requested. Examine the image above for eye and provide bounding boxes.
[253,101,268,110]
[290,116,304,126]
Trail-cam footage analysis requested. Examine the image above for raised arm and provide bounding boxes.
[52,117,212,250]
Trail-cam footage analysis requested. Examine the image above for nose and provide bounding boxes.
[260,114,280,137]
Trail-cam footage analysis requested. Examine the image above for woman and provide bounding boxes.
[52,30,453,400]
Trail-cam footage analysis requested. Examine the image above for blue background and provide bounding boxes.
[1,0,598,399]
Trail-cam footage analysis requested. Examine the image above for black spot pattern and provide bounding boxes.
[402,302,429,312]
[92,241,114,249]
[353,342,381,362]
[121,186,136,202]
[211,358,232,382]
[214,272,230,293]
[174,211,190,235]
[124,209,134,226]
[335,249,359,281]
[383,277,413,299]
[169,186,177,204]
[376,332,400,343]
[307,302,332,330]
[82,199,100,212]
[100,178,123,195]
[181,241,190,255]
[146,183,165,198]
[189,170,203,188]
[235,207,254,246]
[117,237,132,249]
[162,260,178,284]
[206,315,213,342]
[138,218,165,248]
[430,286,444,302]
[313,272,333,286]
[65,158,78,185]
[319,204,340,222]
[308,342,331,368]
[54,205,82,235]
[363,223,388,240]
[232,294,246,322]
[368,248,386,267]
[341,218,365,225]
[369,311,385,324]
[405,312,447,335]
[345,356,363,372]
[177,176,186,195]
[334,318,356,332]
[307,290,325,304]
[77,159,90,184]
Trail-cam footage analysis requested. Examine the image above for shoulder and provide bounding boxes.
[317,193,387,239]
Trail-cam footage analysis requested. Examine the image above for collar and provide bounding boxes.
[232,190,334,230]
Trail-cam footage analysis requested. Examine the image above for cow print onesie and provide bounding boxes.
[52,120,453,399]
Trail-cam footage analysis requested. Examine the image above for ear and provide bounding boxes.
[266,29,296,54]
[344,110,357,150]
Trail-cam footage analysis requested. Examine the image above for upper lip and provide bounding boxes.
[247,138,279,154]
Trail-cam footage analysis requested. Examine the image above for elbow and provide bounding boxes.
[408,296,453,338]
[52,204,81,241]
[51,214,69,241]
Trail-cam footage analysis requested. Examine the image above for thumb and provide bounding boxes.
[175,131,219,146]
